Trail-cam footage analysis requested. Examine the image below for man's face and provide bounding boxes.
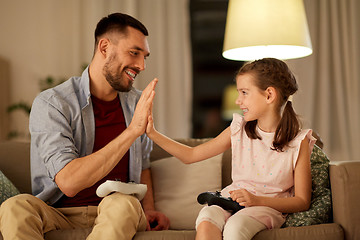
[103,27,150,92]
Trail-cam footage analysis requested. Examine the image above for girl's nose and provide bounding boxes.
[235,95,242,105]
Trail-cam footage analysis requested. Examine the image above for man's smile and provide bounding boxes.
[125,69,138,81]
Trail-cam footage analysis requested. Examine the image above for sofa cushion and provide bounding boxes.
[151,154,222,230]
[0,170,20,205]
[283,145,332,227]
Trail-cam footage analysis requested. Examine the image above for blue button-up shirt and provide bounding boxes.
[29,67,152,205]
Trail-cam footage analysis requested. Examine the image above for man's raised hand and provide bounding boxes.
[129,78,158,137]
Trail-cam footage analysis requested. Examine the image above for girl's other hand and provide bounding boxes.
[229,189,258,207]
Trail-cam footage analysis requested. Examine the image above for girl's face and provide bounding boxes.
[235,73,268,122]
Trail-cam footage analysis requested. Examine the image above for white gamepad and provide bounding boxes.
[96,180,148,201]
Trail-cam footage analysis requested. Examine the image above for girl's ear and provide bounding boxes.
[265,87,277,103]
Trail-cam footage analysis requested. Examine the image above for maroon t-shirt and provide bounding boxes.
[55,94,129,207]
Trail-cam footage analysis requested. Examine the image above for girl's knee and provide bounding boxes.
[195,206,227,231]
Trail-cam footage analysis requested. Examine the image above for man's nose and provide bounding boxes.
[135,58,146,71]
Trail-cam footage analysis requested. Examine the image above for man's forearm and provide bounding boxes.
[55,127,140,197]
[140,168,156,211]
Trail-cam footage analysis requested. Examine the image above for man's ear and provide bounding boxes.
[265,87,277,103]
[97,38,110,58]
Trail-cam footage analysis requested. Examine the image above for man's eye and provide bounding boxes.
[130,51,139,56]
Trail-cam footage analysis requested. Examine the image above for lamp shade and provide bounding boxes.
[223,0,312,61]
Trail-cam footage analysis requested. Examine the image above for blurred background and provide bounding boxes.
[0,0,359,162]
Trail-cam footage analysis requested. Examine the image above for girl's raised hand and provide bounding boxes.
[146,113,156,138]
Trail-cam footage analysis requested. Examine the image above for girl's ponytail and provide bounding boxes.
[272,100,300,152]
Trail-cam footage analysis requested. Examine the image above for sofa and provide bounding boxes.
[0,139,359,240]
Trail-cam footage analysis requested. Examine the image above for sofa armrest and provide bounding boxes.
[329,161,360,240]
[0,141,31,193]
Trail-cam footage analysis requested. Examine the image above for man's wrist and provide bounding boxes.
[127,124,144,138]
[141,197,156,212]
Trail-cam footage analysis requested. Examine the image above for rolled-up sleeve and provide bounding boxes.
[30,95,79,181]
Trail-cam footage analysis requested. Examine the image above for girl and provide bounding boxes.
[146,58,315,240]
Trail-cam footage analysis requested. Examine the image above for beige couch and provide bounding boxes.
[0,139,359,240]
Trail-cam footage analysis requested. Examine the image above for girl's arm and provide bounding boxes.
[230,138,312,213]
[146,115,231,164]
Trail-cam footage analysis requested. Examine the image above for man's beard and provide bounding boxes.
[103,54,133,92]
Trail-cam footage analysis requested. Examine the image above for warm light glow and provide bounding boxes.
[223,45,312,61]
[222,84,242,120]
[223,0,312,61]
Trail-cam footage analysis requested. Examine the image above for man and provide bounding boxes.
[0,13,169,239]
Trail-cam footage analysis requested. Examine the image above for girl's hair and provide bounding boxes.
[237,58,301,151]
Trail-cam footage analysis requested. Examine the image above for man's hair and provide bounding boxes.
[94,13,148,50]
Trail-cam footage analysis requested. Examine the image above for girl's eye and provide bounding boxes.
[242,90,247,95]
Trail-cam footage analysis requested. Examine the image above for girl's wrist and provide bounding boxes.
[147,128,156,139]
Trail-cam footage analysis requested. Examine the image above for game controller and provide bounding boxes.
[96,180,148,201]
[197,191,244,214]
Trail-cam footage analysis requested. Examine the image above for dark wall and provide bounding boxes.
[190,0,243,138]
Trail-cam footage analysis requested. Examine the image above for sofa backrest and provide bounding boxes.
[0,141,31,193]
[150,138,232,188]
